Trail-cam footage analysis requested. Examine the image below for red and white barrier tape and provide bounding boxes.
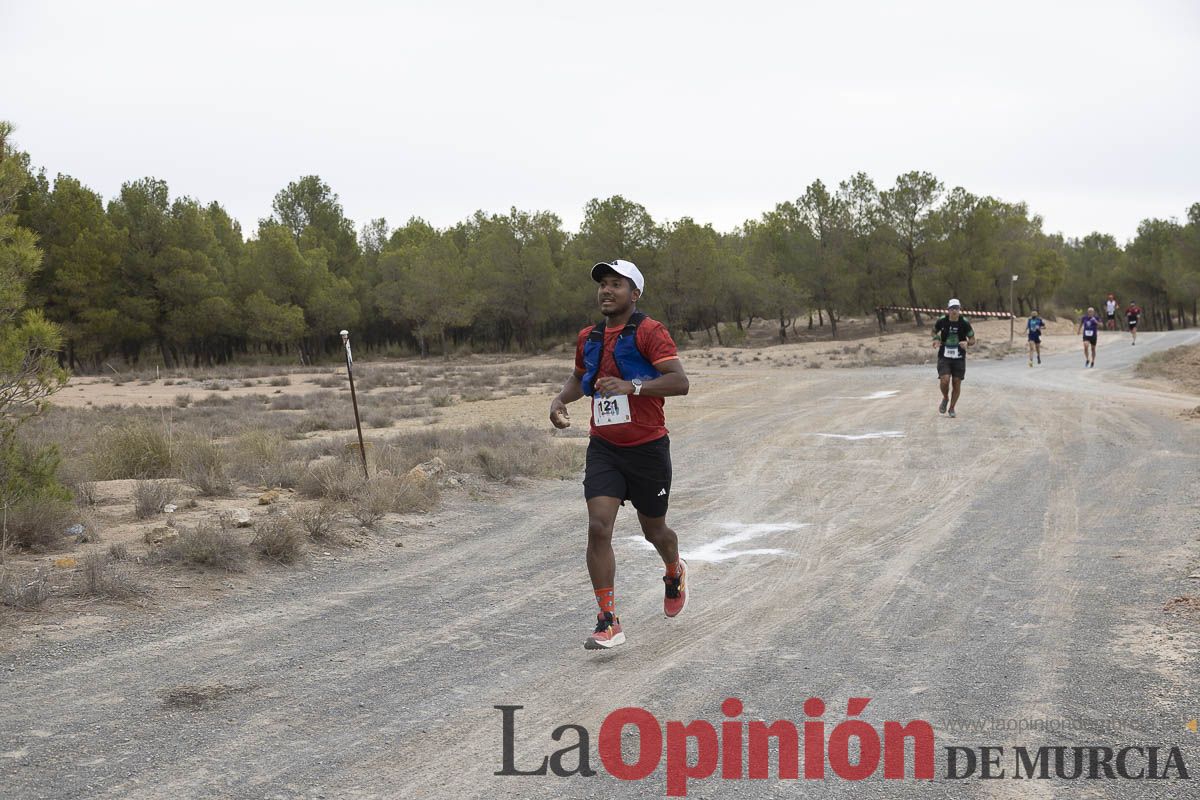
[876,306,1013,319]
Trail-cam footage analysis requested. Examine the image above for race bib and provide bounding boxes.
[943,346,961,359]
[593,394,631,426]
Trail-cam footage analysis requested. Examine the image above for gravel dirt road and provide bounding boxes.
[3,330,1199,799]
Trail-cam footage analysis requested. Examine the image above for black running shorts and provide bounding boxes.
[937,356,966,380]
[584,435,672,518]
[1084,333,1097,345]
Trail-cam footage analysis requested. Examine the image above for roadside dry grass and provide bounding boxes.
[0,568,51,611]
[69,552,145,599]
[289,502,342,543]
[251,517,307,564]
[150,520,251,571]
[1136,344,1200,394]
[133,480,179,519]
[374,424,583,480]
[2,353,585,631]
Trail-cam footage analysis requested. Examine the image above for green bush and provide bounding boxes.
[1,431,75,551]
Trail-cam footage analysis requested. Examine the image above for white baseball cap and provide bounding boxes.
[592,259,645,297]
[947,298,961,308]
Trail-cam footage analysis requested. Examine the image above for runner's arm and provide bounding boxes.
[554,371,585,405]
[550,371,584,427]
[639,358,689,397]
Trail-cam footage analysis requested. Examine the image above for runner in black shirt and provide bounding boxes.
[931,299,976,419]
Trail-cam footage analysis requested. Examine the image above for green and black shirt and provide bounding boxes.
[933,315,975,359]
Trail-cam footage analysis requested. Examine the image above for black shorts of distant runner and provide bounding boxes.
[1084,333,1098,345]
[584,435,672,518]
[937,356,966,380]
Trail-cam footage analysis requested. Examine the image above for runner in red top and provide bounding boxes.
[1126,302,1142,345]
[549,259,691,650]
[572,316,678,446]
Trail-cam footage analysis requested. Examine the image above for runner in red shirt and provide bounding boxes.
[1126,302,1142,345]
[549,259,691,650]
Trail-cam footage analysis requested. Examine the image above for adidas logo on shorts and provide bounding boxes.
[658,488,667,497]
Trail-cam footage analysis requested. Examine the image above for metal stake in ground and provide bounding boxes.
[340,330,369,479]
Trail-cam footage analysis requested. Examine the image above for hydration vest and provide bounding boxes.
[580,311,662,397]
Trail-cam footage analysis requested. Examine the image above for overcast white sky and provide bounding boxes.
[2,0,1197,243]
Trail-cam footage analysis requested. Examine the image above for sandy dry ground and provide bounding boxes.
[2,327,1199,799]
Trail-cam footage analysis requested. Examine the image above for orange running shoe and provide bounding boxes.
[584,612,625,650]
[663,559,689,618]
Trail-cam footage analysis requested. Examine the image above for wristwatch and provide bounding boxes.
[632,378,643,396]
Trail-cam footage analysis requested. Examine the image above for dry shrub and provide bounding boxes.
[252,517,306,563]
[70,552,143,599]
[108,542,131,561]
[369,393,437,420]
[90,420,174,480]
[394,474,440,513]
[133,480,179,519]
[399,404,437,420]
[270,394,309,411]
[1,496,78,552]
[348,474,439,526]
[353,365,414,392]
[72,480,100,508]
[0,568,50,610]
[176,435,233,496]
[228,430,302,488]
[298,459,362,502]
[174,394,192,408]
[290,502,342,541]
[525,366,567,384]
[364,409,395,428]
[376,424,583,481]
[152,520,248,571]
[348,476,395,527]
[428,388,455,407]
[473,446,521,480]
[268,375,291,387]
[460,388,493,403]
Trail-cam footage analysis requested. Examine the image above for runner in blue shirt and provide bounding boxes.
[1026,311,1045,367]
[1080,307,1101,367]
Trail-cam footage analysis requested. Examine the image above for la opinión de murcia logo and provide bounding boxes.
[495,699,1191,797]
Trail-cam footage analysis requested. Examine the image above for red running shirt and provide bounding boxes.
[573,317,680,447]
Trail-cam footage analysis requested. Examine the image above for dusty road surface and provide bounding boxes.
[3,330,1200,799]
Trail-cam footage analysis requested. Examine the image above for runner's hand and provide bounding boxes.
[549,398,571,429]
[593,377,633,396]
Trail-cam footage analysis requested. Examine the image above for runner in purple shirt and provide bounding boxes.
[1080,307,1101,368]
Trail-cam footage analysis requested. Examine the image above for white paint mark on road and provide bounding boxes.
[621,522,805,563]
[833,390,900,400]
[814,431,905,441]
